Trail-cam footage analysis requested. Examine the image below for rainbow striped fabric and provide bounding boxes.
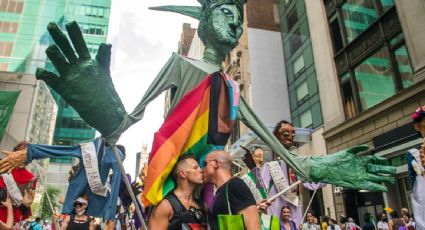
[142,72,239,206]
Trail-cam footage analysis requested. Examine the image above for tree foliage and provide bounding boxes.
[40,186,61,220]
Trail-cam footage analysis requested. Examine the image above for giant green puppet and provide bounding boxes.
[0,0,395,206]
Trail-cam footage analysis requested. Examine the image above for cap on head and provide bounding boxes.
[74,197,88,205]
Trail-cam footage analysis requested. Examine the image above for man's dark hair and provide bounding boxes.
[13,141,28,151]
[35,217,41,222]
[307,210,315,217]
[250,145,264,153]
[281,205,291,213]
[390,210,399,218]
[273,120,293,137]
[170,154,198,181]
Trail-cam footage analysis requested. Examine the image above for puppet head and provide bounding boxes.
[150,0,247,65]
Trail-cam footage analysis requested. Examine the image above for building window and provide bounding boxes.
[287,9,298,32]
[49,156,73,164]
[296,81,308,102]
[0,0,23,14]
[341,0,378,42]
[0,21,18,33]
[340,73,356,119]
[389,34,413,89]
[60,118,92,129]
[0,41,13,56]
[394,45,413,89]
[300,110,313,128]
[80,5,109,18]
[329,15,344,53]
[326,0,412,118]
[380,0,394,12]
[86,42,99,57]
[289,30,302,55]
[354,47,395,110]
[293,54,305,76]
[79,23,107,36]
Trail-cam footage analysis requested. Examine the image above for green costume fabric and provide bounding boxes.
[36,22,126,140]
[0,90,20,140]
[238,98,395,191]
[35,21,220,145]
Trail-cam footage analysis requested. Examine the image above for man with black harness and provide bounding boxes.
[148,155,206,230]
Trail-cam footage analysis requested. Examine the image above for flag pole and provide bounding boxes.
[112,146,148,230]
[267,180,302,202]
[34,161,60,230]
[301,186,319,223]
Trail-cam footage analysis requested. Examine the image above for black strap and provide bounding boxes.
[225,181,232,215]
[167,193,184,215]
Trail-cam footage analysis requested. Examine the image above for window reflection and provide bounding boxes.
[354,47,395,110]
[394,45,413,89]
[341,0,378,42]
[380,0,394,13]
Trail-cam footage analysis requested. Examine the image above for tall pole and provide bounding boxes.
[301,186,319,223]
[34,161,60,230]
[112,146,148,230]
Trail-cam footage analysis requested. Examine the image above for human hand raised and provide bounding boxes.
[309,145,395,191]
[256,199,271,214]
[36,21,127,138]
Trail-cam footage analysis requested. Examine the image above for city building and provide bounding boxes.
[0,72,57,151]
[0,71,57,215]
[274,0,332,218]
[135,143,149,181]
[0,0,111,196]
[293,0,425,225]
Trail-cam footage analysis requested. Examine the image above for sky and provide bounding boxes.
[106,0,198,179]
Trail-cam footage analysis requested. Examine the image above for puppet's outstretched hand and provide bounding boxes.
[308,145,395,191]
[36,21,127,138]
[0,149,26,173]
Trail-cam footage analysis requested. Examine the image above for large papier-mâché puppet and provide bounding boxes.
[0,0,395,207]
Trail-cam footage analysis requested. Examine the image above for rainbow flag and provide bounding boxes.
[142,72,239,206]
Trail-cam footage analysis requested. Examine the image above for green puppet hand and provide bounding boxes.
[36,21,127,138]
[309,145,396,191]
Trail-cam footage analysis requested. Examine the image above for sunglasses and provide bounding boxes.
[74,202,85,207]
[282,132,295,137]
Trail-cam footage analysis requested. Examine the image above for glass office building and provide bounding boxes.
[325,0,413,119]
[277,0,323,129]
[0,0,111,157]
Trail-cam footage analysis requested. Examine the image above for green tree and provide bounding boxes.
[40,186,61,220]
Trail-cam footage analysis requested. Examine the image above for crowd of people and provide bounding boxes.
[0,117,423,230]
[3,0,423,228]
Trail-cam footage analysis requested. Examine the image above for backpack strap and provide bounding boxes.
[166,192,184,217]
[164,192,186,229]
